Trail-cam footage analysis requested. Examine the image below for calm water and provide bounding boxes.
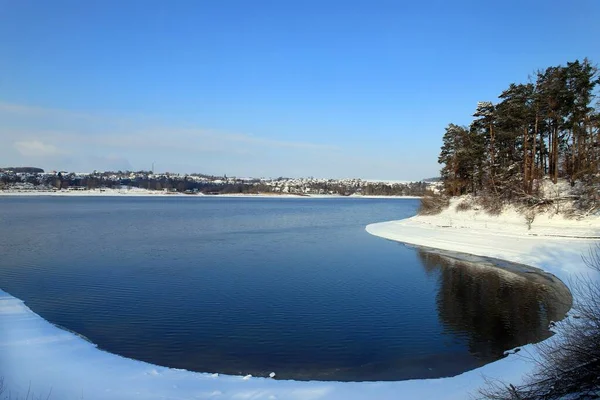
[0,197,569,381]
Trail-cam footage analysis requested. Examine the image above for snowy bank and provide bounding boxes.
[0,282,565,400]
[364,200,600,397]
[366,197,600,278]
[0,187,191,197]
[0,188,420,199]
[2,202,599,399]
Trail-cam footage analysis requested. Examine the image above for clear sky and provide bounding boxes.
[1,0,599,180]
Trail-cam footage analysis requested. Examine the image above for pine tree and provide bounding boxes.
[435,59,599,212]
[439,124,480,196]
[496,83,535,196]
[473,101,498,192]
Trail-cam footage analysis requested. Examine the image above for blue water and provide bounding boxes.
[0,197,564,380]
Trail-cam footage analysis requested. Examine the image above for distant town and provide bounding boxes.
[0,167,438,196]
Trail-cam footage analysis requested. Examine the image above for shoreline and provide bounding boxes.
[2,210,599,399]
[0,189,421,199]
[402,244,573,321]
[407,244,572,300]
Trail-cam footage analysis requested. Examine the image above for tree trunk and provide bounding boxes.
[548,126,553,178]
[524,125,529,193]
[571,128,576,180]
[489,123,496,166]
[589,124,600,174]
[532,115,538,193]
[489,122,498,194]
[552,125,558,183]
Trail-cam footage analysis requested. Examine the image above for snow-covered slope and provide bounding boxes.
[411,195,600,238]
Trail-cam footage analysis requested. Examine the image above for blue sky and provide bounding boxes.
[1,0,599,180]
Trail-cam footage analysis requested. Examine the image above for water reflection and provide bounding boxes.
[0,197,575,381]
[417,248,572,361]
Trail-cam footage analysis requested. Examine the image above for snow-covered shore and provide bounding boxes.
[0,188,191,197]
[367,202,600,282]
[1,199,599,399]
[0,188,420,199]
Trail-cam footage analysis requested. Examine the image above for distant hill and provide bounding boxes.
[422,177,441,182]
[0,167,45,173]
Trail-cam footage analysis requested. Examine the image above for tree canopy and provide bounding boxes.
[438,59,599,209]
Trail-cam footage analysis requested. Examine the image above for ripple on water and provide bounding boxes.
[0,196,570,381]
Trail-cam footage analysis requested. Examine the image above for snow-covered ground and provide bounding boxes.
[0,187,192,197]
[0,188,420,199]
[401,195,600,239]
[1,197,599,399]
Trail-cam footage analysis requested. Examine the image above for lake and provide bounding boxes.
[0,196,570,381]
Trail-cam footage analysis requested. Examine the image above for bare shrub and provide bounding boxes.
[524,210,536,230]
[478,194,503,216]
[572,177,600,216]
[418,193,449,215]
[456,199,473,212]
[477,247,600,399]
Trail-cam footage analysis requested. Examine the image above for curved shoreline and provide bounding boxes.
[1,215,599,399]
[365,216,600,301]
[404,243,573,315]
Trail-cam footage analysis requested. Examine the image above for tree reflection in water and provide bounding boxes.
[417,248,572,361]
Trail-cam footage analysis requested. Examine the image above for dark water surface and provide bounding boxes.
[0,197,570,381]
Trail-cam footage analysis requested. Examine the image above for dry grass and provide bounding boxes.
[477,194,503,216]
[456,199,473,212]
[418,193,450,215]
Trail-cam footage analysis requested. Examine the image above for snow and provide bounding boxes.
[361,179,414,185]
[2,197,600,399]
[0,187,192,197]
[406,196,600,239]
[0,188,420,199]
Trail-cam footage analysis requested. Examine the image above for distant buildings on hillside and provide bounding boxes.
[0,169,437,196]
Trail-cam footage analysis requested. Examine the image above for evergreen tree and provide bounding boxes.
[436,58,599,211]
